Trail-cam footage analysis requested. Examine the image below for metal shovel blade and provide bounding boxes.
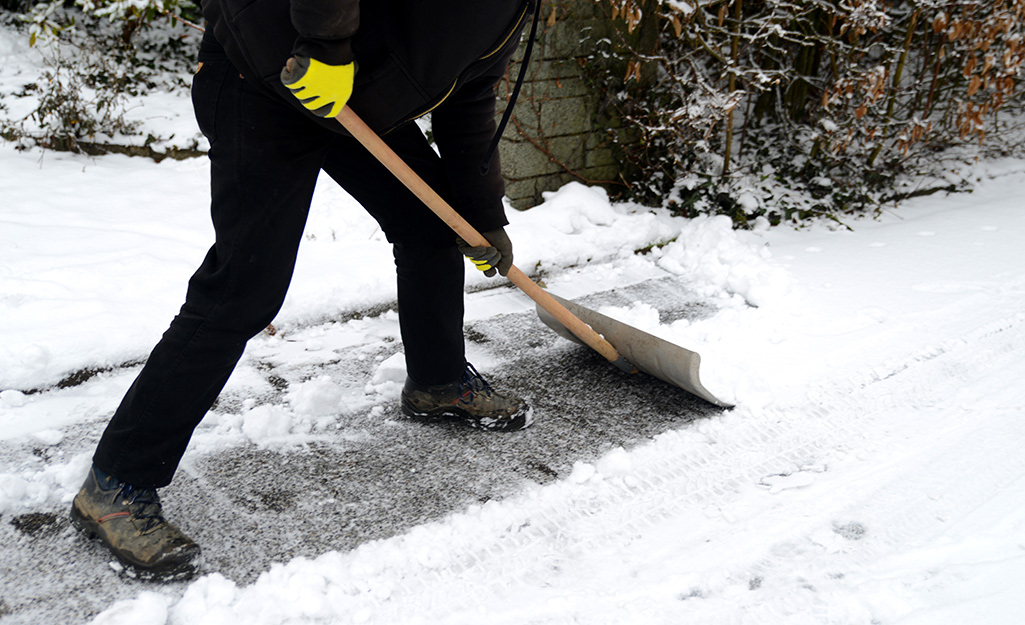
[536,293,733,408]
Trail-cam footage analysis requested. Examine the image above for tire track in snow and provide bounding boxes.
[345,310,1025,623]
[734,321,1025,624]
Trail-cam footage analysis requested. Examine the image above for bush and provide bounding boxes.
[587,0,1025,226]
[3,0,201,151]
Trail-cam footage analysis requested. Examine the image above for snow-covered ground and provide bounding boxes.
[3,25,1025,625]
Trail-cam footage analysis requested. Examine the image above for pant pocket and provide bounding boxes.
[191,55,232,143]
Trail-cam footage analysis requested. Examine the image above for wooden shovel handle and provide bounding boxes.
[335,106,625,366]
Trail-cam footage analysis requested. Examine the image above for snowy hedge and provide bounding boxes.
[587,0,1025,224]
[1,0,201,152]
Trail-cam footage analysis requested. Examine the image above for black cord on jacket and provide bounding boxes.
[480,1,541,176]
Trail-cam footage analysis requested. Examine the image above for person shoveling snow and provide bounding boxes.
[71,0,536,580]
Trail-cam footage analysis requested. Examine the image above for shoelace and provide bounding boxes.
[458,363,494,404]
[119,484,166,532]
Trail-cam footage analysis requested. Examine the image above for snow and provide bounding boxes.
[3,24,1025,625]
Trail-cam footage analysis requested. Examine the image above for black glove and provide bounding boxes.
[457,228,513,278]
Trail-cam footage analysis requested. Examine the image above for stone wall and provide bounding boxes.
[497,0,623,209]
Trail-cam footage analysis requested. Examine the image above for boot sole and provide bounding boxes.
[401,401,534,432]
[70,499,200,582]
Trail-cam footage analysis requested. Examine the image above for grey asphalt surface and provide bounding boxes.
[0,278,725,624]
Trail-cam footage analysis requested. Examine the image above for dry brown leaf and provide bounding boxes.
[967,75,982,96]
[963,54,978,78]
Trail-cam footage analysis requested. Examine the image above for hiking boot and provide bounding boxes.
[70,466,201,580]
[401,363,532,431]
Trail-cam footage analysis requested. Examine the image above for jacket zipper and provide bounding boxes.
[414,78,460,119]
[478,2,530,61]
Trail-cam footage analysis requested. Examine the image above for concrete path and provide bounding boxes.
[0,277,722,623]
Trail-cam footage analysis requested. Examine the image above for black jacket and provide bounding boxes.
[201,0,534,231]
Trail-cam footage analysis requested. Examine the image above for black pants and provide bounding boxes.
[93,42,467,488]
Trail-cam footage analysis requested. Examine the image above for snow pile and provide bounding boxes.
[363,353,407,420]
[288,375,345,417]
[653,214,794,307]
[572,214,797,407]
[187,350,410,451]
[507,183,683,273]
[363,352,406,397]
[88,592,169,625]
[240,405,295,448]
[0,452,90,515]
[0,389,28,408]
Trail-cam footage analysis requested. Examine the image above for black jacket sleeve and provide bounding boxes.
[289,0,359,65]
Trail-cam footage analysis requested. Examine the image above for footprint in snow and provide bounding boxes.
[759,471,817,494]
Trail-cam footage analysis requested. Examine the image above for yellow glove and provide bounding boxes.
[280,55,355,118]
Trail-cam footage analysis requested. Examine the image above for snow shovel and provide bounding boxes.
[335,107,732,408]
